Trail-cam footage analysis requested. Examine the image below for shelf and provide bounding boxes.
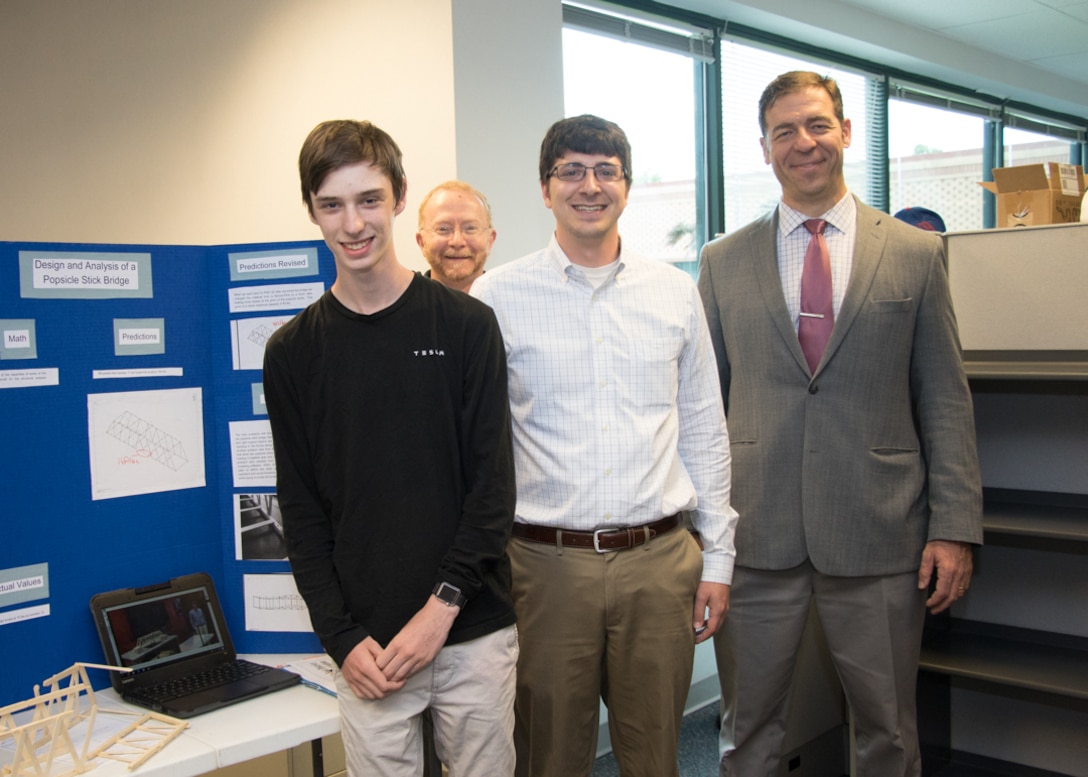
[982,489,1088,543]
[920,621,1088,702]
[925,751,1072,777]
[965,361,1088,381]
[927,766,1010,777]
[963,351,1088,381]
[928,230,1088,776]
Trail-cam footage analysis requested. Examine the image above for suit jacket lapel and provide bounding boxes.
[753,209,811,373]
[820,199,886,369]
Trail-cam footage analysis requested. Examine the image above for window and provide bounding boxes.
[888,99,986,232]
[1004,126,1077,168]
[562,18,705,277]
[562,1,1088,242]
[719,42,872,234]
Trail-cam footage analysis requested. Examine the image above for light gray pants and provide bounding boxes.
[716,561,926,777]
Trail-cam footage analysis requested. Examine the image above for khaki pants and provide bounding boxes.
[510,527,703,777]
[336,625,518,777]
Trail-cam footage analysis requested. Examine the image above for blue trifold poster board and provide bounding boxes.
[0,239,337,704]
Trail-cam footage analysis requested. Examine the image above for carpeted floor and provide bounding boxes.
[591,702,721,776]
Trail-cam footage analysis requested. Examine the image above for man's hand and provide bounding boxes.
[375,596,460,684]
[918,540,973,614]
[693,581,730,644]
[341,637,407,700]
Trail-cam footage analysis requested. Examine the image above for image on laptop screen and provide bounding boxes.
[101,583,225,672]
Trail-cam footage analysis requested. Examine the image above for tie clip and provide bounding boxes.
[799,312,825,319]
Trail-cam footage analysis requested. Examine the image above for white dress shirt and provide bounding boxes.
[472,235,738,584]
[776,193,857,327]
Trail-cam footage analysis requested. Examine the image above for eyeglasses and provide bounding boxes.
[425,224,488,238]
[548,162,626,183]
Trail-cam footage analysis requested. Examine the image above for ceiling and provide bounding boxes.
[656,0,1088,122]
[835,0,1088,87]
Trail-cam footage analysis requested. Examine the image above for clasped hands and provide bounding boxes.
[340,596,460,700]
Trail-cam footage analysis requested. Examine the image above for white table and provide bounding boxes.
[89,655,339,777]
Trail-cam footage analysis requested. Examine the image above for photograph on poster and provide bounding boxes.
[87,387,206,500]
[243,574,312,633]
[234,493,286,561]
[230,315,294,371]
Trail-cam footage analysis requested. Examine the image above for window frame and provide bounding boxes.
[563,0,1088,234]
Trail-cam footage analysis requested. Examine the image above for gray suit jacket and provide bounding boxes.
[698,199,983,576]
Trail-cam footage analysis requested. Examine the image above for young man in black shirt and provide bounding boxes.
[263,120,518,776]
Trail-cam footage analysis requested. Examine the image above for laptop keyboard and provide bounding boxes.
[136,659,273,702]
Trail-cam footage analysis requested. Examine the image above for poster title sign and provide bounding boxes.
[229,247,319,282]
[0,319,37,360]
[20,251,154,299]
[0,563,50,608]
[115,318,166,356]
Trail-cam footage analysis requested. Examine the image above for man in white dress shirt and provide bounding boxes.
[471,114,739,777]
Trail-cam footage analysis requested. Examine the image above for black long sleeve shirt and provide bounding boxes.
[263,276,516,666]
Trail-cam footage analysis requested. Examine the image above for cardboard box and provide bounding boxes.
[978,162,1084,227]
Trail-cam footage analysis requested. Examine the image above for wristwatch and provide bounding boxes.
[432,581,467,609]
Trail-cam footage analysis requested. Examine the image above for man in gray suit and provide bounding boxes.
[697,71,983,776]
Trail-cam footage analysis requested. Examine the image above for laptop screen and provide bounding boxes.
[99,582,228,673]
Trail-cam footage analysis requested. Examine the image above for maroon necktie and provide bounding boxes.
[798,219,833,373]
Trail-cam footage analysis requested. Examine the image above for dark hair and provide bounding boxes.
[538,114,632,185]
[758,71,845,136]
[298,120,406,214]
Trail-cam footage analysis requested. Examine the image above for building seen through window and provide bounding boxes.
[719,42,869,235]
[563,4,1086,255]
[888,99,986,232]
[563,26,700,276]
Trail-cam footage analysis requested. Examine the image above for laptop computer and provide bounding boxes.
[90,571,300,718]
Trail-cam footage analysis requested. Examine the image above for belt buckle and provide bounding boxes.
[592,528,619,553]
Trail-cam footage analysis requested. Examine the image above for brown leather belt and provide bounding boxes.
[510,514,681,553]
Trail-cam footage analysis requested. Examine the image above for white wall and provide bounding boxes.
[452,0,564,265]
[3,0,1081,256]
[0,0,565,270]
[0,0,459,269]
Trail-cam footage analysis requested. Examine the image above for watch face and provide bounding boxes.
[435,582,465,606]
